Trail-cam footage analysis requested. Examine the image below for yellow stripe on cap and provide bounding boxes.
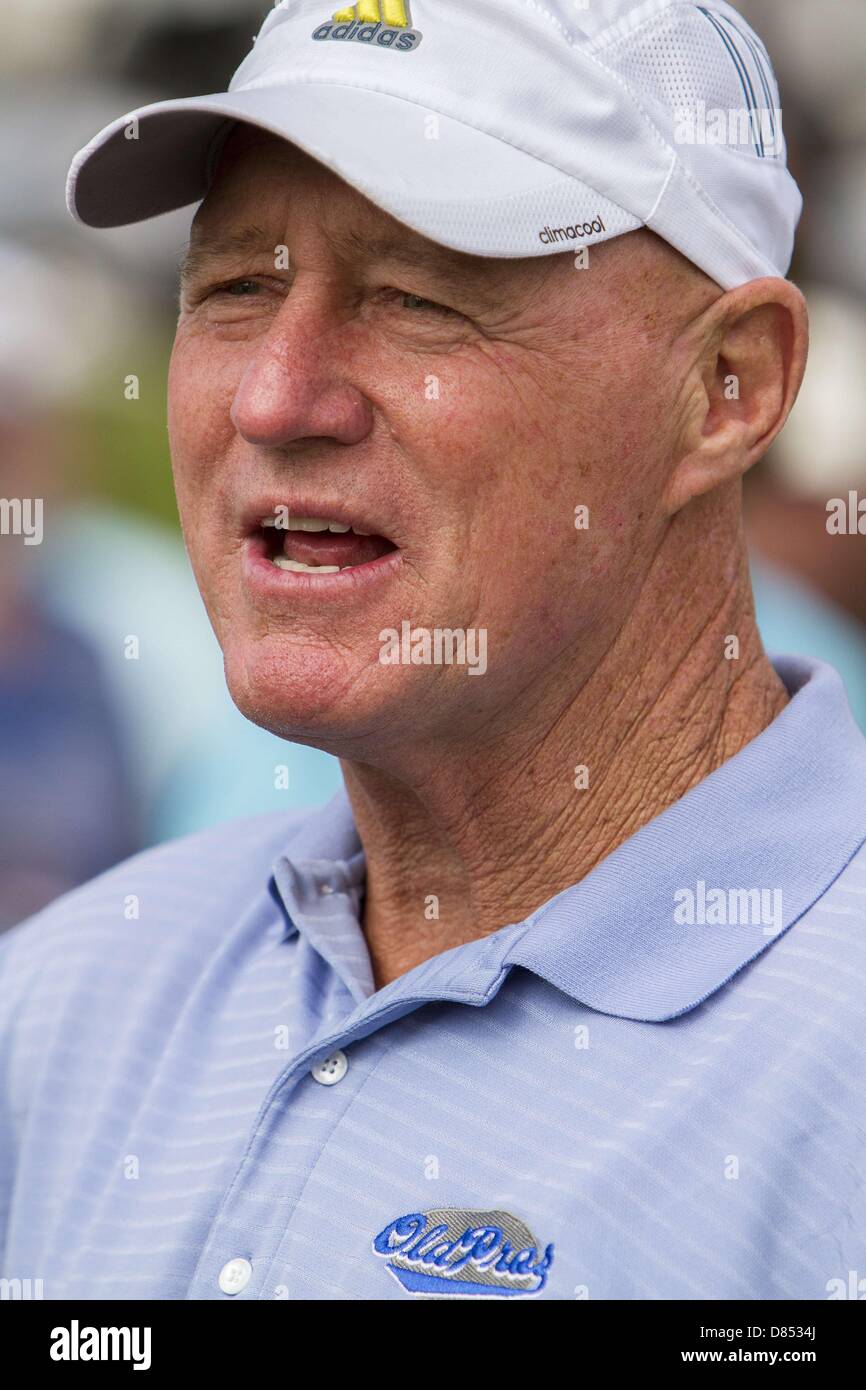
[381,0,409,25]
[332,1,410,25]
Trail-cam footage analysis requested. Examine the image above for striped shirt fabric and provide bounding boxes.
[2,654,866,1301]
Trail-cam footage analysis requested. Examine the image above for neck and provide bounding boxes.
[342,503,787,989]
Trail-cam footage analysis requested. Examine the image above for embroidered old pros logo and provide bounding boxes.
[313,0,423,51]
[372,1208,555,1297]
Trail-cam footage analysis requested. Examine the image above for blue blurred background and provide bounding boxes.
[1,0,864,929]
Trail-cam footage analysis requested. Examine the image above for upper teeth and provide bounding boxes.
[261,515,366,534]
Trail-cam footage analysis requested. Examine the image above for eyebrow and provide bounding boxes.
[179,221,504,305]
[178,224,273,287]
[328,226,499,299]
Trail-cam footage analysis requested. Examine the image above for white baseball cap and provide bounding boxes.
[66,0,802,290]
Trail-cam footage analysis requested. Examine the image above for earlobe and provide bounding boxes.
[663,410,748,516]
[663,279,809,517]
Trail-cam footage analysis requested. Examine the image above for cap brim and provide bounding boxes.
[67,84,640,258]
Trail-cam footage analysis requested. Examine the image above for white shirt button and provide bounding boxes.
[318,882,335,895]
[218,1257,252,1295]
[311,1049,349,1085]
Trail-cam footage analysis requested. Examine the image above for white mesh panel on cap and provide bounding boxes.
[601,3,786,162]
[607,6,748,113]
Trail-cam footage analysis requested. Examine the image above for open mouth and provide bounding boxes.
[255,512,398,575]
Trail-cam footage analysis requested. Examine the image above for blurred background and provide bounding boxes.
[0,0,864,929]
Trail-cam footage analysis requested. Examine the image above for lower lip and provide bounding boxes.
[242,534,403,600]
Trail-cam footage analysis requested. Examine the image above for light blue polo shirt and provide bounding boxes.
[2,654,866,1301]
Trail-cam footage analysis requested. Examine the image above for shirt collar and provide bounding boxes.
[270,656,866,1023]
[272,849,370,1002]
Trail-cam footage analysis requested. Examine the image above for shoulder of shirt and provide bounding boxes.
[0,805,317,983]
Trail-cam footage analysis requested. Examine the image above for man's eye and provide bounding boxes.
[222,279,260,297]
[399,292,458,317]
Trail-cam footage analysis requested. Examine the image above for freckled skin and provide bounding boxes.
[170,132,690,745]
[169,127,808,987]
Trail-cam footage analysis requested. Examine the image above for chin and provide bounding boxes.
[222,636,344,730]
[221,634,397,747]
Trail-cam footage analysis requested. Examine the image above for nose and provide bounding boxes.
[230,289,373,450]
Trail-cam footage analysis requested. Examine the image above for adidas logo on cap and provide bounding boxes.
[312,0,423,51]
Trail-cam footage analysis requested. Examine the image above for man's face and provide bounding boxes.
[169,126,712,757]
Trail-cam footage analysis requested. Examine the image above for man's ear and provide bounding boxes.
[664,277,809,516]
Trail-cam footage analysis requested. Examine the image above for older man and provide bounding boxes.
[2,0,865,1302]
